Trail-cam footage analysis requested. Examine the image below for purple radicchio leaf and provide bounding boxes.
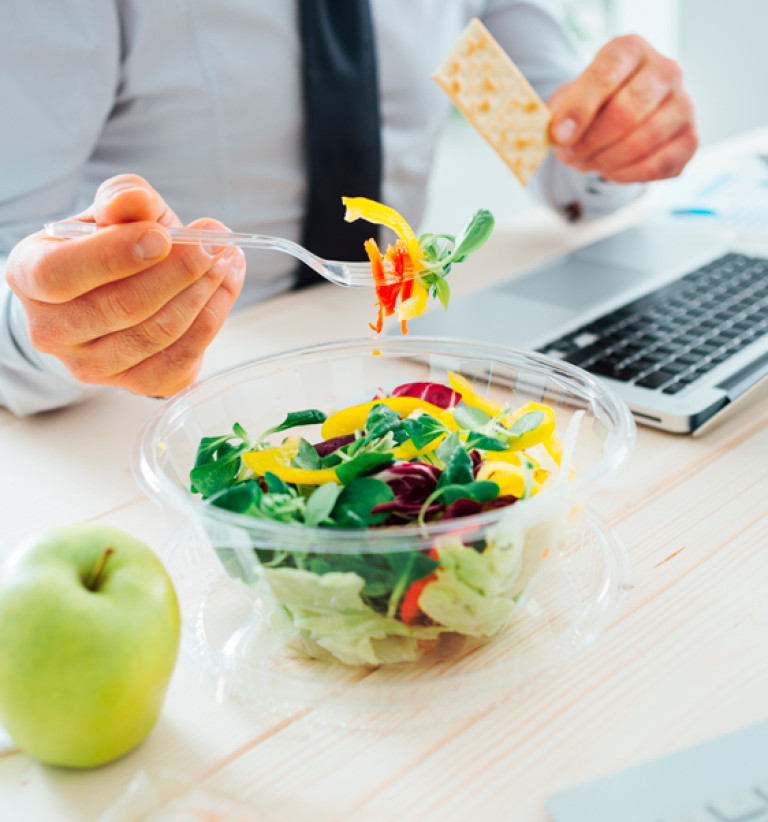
[480,493,519,512]
[370,462,442,522]
[312,434,356,458]
[387,381,461,409]
[376,462,440,501]
[439,492,518,522]
[370,500,444,523]
[441,498,483,520]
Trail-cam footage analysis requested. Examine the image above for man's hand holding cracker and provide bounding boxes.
[548,35,698,184]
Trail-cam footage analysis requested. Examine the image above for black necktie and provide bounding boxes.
[296,0,382,287]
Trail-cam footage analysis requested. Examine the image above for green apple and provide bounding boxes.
[0,523,180,768]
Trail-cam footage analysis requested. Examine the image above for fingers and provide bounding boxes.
[549,35,647,146]
[24,219,239,346]
[111,259,247,397]
[50,243,246,389]
[575,95,698,181]
[92,174,180,227]
[8,221,174,303]
[557,62,677,162]
[598,127,699,184]
[548,35,698,183]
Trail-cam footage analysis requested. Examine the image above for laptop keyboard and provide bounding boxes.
[538,253,768,394]
[545,719,768,822]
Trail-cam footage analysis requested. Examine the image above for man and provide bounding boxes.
[0,1,697,416]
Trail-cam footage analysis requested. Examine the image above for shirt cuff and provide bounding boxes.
[0,276,97,416]
[530,153,646,220]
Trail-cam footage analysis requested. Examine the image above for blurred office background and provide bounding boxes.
[422,0,768,230]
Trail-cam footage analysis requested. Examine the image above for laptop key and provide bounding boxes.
[662,381,688,395]
[562,343,605,366]
[635,370,677,389]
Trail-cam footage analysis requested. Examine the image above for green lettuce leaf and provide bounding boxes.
[262,568,441,666]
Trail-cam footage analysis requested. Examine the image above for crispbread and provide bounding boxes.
[432,18,551,185]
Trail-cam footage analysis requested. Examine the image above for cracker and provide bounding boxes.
[432,18,552,186]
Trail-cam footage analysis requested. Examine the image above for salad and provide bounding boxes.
[341,197,495,334]
[190,374,574,667]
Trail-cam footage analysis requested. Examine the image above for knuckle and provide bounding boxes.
[95,172,148,198]
[143,302,190,348]
[664,58,684,84]
[99,285,144,329]
[92,240,132,284]
[616,33,646,52]
[15,246,68,303]
[603,96,642,135]
[65,354,103,385]
[26,316,58,352]
[176,248,211,283]
[194,303,221,341]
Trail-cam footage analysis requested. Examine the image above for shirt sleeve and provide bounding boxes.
[480,0,645,219]
[0,3,120,415]
[0,268,98,417]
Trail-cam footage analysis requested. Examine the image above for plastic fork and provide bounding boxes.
[44,221,384,287]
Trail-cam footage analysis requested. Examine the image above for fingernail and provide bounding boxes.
[202,242,229,257]
[135,229,170,260]
[552,118,578,144]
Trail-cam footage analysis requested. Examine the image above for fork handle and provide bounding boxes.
[44,221,283,250]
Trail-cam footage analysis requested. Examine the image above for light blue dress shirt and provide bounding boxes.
[0,0,641,415]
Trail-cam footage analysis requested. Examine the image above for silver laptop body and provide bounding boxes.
[406,222,768,434]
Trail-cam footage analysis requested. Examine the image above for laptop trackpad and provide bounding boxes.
[498,258,645,311]
[407,290,578,347]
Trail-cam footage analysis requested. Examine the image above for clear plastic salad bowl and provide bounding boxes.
[133,337,635,707]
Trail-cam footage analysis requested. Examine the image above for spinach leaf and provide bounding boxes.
[436,430,462,464]
[451,209,495,263]
[259,409,327,440]
[402,413,448,450]
[506,409,545,439]
[331,477,395,527]
[438,480,499,506]
[264,471,291,495]
[364,403,404,439]
[431,275,451,310]
[438,444,474,487]
[452,403,491,431]
[335,452,394,485]
[292,437,322,470]
[190,428,251,498]
[207,480,263,515]
[465,432,509,451]
[303,482,343,527]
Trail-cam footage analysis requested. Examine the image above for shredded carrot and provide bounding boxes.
[363,237,420,335]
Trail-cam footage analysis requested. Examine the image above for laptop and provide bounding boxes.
[406,222,768,434]
[545,718,768,822]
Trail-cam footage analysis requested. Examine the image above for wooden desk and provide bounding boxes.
[2,130,768,821]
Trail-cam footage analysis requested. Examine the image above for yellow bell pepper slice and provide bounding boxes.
[397,281,430,321]
[320,397,454,440]
[448,371,561,463]
[242,437,340,486]
[475,460,544,498]
[502,401,557,451]
[342,197,423,272]
[447,372,505,418]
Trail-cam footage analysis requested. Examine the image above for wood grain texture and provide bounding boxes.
[2,128,768,822]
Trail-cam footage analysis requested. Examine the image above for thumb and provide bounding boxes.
[547,83,580,146]
[92,174,182,228]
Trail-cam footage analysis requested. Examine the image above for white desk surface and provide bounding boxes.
[2,128,768,822]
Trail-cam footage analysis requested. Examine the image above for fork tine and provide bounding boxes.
[341,262,421,287]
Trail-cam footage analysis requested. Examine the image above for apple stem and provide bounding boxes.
[85,546,115,591]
